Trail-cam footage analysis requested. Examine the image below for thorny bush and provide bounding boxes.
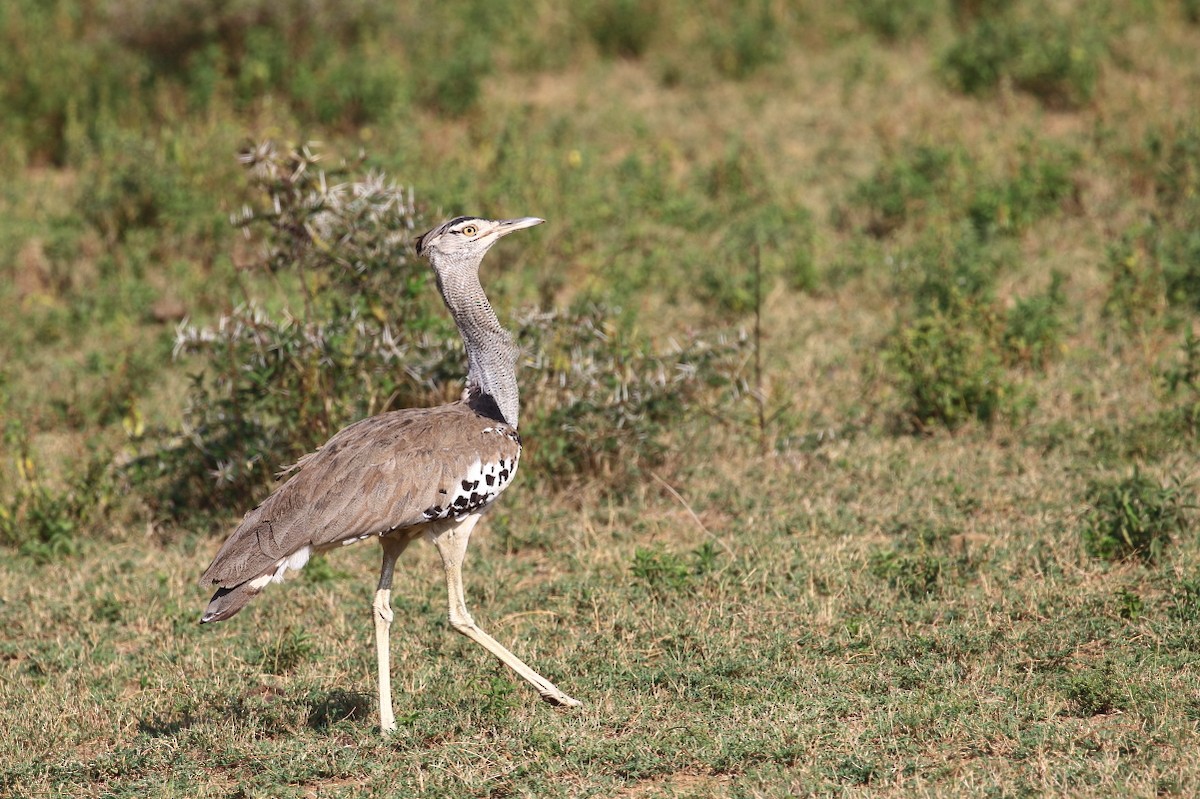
[130,142,750,523]
[518,306,751,489]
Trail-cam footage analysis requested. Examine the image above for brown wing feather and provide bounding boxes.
[199,401,520,587]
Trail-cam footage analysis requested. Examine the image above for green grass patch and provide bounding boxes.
[1082,469,1194,564]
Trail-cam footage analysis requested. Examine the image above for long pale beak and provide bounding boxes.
[494,217,545,237]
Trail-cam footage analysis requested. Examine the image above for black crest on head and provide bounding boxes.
[414,226,435,256]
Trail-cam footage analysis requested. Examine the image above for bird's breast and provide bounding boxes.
[420,427,521,523]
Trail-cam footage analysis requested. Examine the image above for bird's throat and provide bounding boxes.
[437,270,521,429]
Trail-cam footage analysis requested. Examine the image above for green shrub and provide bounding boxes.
[1008,20,1101,109]
[0,0,411,164]
[1102,135,1200,320]
[519,305,748,490]
[1166,576,1200,623]
[846,138,1077,240]
[110,0,404,125]
[290,43,407,128]
[1063,664,1125,716]
[705,0,783,80]
[1087,411,1195,466]
[693,144,817,315]
[848,144,961,237]
[966,142,1078,239]
[0,444,112,562]
[1160,227,1200,312]
[1085,331,1200,460]
[398,0,515,118]
[941,11,1104,108]
[77,133,185,246]
[1002,271,1067,369]
[631,547,692,591]
[582,0,659,58]
[878,176,1073,429]
[1149,123,1200,213]
[1102,225,1166,331]
[868,549,947,600]
[900,224,1011,312]
[631,543,720,593]
[1115,587,1142,620]
[690,264,751,321]
[879,216,1043,431]
[130,142,435,519]
[1164,329,1200,405]
[853,0,942,41]
[702,141,773,210]
[1087,331,1200,461]
[692,204,816,317]
[941,16,1016,96]
[947,0,1014,24]
[1082,469,1193,563]
[885,293,1016,431]
[0,1,143,165]
[248,626,313,675]
[411,34,489,118]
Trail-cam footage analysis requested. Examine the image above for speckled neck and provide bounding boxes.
[433,264,520,429]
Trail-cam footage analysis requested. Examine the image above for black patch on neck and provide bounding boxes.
[467,388,514,429]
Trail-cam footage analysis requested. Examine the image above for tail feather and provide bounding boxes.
[199,544,314,624]
[199,580,263,624]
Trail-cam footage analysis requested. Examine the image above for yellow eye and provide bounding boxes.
[461,225,478,236]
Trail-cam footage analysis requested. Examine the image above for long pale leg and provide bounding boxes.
[373,535,412,734]
[427,515,581,708]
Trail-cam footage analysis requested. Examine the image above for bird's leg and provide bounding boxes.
[374,535,412,734]
[428,516,581,708]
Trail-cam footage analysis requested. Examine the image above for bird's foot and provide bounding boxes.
[541,690,582,708]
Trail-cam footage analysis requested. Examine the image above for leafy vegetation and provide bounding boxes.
[885,290,1016,430]
[584,0,660,59]
[1082,470,1193,563]
[853,0,942,41]
[941,5,1107,108]
[844,137,1078,241]
[0,447,111,563]
[3,1,1200,796]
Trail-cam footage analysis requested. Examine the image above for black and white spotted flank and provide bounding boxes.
[421,448,520,522]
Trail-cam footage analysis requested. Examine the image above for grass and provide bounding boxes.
[3,1,1200,796]
[5,444,1200,796]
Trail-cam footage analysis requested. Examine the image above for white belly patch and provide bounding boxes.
[421,452,519,522]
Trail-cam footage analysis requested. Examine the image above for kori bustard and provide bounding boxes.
[198,215,580,733]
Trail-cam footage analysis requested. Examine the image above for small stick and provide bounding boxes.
[752,242,767,456]
[649,471,736,559]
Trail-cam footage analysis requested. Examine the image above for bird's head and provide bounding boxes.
[415,216,544,265]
